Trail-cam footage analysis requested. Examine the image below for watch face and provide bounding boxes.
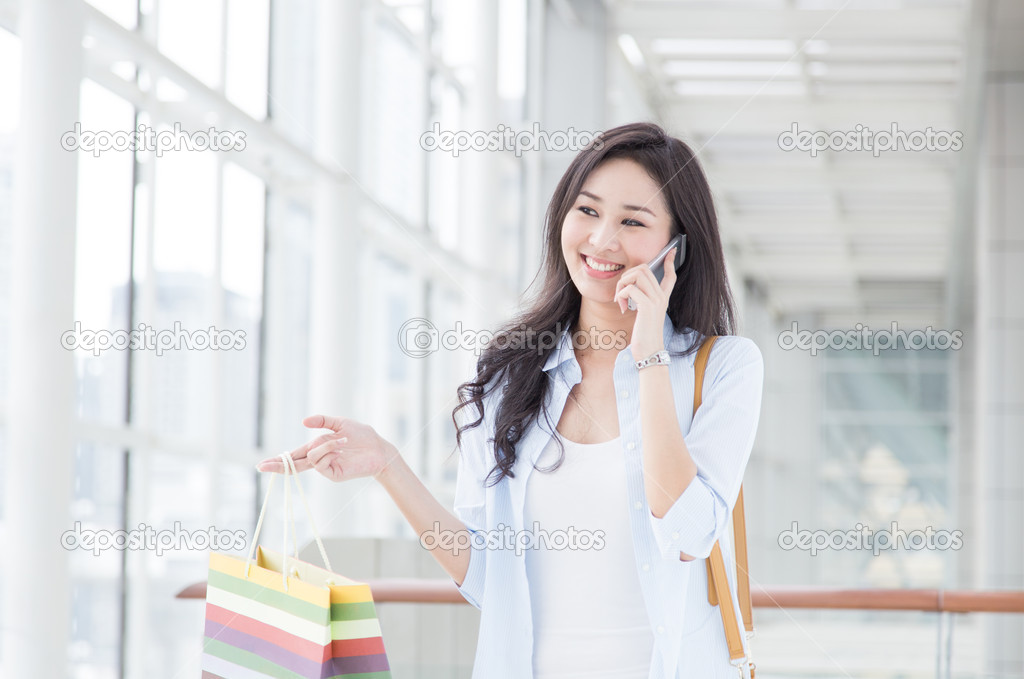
[637,351,669,368]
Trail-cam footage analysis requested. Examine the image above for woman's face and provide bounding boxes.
[561,157,675,306]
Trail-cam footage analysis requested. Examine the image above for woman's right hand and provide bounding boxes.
[255,414,400,483]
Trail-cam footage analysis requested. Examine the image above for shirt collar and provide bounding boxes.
[542,312,679,373]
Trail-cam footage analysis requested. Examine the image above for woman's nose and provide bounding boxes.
[588,218,622,251]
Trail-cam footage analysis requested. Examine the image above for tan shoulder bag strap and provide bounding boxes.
[688,335,755,672]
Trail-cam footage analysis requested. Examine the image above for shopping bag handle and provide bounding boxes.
[244,451,334,589]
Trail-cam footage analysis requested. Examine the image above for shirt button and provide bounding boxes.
[627,441,636,450]
[620,390,629,398]
[635,501,643,510]
[642,563,650,572]
[656,626,665,634]
[672,532,680,540]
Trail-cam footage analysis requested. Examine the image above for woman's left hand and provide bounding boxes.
[613,246,678,359]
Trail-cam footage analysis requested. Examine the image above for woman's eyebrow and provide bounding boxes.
[578,190,657,217]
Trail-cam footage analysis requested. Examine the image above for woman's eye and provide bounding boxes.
[576,206,643,227]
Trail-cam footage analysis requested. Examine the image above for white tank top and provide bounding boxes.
[524,431,654,678]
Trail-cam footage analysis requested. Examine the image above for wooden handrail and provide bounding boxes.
[177,579,1024,613]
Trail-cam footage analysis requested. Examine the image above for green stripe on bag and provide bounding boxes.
[208,570,328,624]
[331,618,383,639]
[203,638,304,679]
[330,601,378,621]
[207,637,392,679]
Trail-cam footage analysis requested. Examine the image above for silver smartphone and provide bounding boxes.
[627,234,686,311]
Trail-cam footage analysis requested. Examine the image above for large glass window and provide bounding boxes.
[74,79,135,428]
[0,0,528,674]
[224,0,270,120]
[69,443,126,679]
[69,77,136,679]
[0,27,21,532]
[819,347,954,589]
[219,161,266,450]
[156,0,224,91]
[427,76,462,247]
[367,19,427,227]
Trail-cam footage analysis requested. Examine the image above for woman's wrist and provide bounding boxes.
[634,345,666,363]
[374,443,406,488]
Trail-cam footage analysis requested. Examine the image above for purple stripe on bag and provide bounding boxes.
[205,619,330,678]
[331,652,391,675]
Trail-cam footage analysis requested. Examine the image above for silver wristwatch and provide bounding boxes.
[635,349,671,370]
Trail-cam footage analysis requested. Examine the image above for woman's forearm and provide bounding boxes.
[375,445,473,585]
[638,364,698,519]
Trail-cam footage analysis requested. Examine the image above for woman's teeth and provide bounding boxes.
[584,255,624,272]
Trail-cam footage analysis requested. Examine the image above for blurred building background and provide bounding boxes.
[0,0,1021,677]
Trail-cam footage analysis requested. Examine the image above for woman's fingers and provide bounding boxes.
[255,454,314,473]
[254,413,378,483]
[298,432,344,459]
[303,414,349,432]
[307,437,348,468]
[311,452,341,480]
[255,458,282,472]
[255,434,347,473]
[662,247,678,291]
[616,265,665,306]
[623,285,651,311]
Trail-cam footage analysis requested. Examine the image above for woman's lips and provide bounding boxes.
[580,253,625,278]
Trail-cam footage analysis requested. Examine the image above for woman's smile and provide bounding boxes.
[580,253,626,278]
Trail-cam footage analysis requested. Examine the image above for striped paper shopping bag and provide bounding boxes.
[201,452,392,678]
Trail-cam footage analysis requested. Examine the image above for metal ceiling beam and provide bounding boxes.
[665,100,960,133]
[705,165,955,193]
[614,7,965,41]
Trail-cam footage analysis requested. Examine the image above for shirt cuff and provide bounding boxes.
[648,473,727,560]
[452,531,486,609]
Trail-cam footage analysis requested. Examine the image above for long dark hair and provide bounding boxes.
[451,122,735,486]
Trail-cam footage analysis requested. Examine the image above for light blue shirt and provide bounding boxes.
[451,313,764,678]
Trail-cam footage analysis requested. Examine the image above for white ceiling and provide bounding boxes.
[610,0,974,329]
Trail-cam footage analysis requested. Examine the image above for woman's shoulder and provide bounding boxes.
[710,334,762,365]
[669,328,763,367]
[703,336,764,392]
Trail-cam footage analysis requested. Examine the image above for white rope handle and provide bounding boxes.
[288,457,300,562]
[244,473,276,579]
[282,452,334,573]
[281,451,293,589]
[244,451,335,587]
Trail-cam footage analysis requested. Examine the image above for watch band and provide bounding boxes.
[635,349,671,370]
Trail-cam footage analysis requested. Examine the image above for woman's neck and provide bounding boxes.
[572,300,636,366]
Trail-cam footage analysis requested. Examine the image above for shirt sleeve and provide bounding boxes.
[648,336,764,560]
[450,399,493,610]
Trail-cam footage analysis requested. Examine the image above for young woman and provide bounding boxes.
[257,122,764,678]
